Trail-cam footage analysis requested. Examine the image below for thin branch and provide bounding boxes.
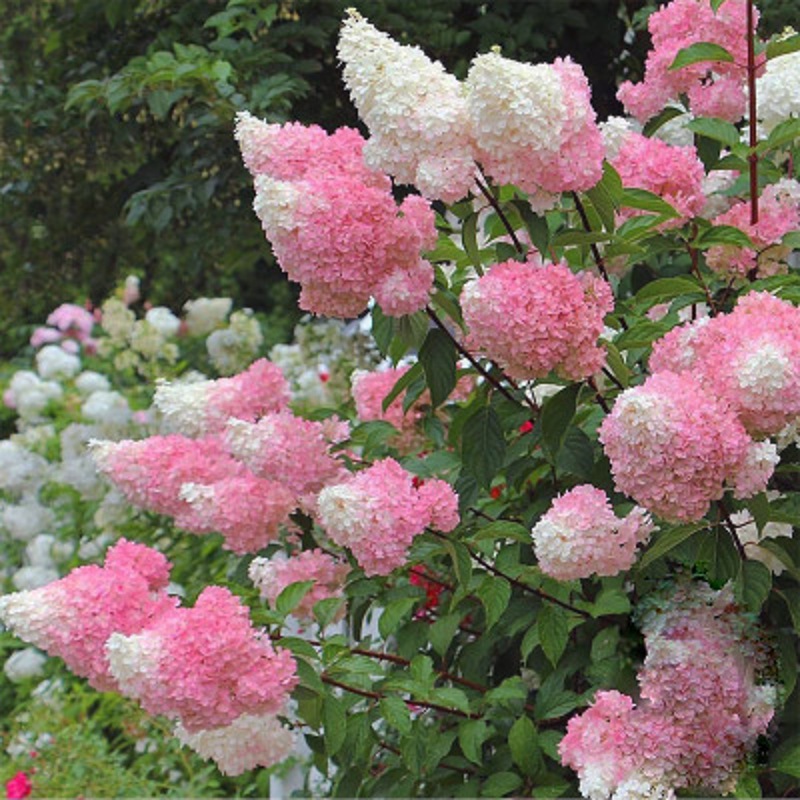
[717,502,748,561]
[586,376,611,413]
[571,191,610,283]
[746,0,759,226]
[475,173,526,256]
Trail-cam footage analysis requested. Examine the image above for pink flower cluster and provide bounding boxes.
[461,255,614,381]
[30,302,97,354]
[248,549,349,621]
[317,458,459,575]
[598,370,769,522]
[106,585,297,732]
[650,291,800,438]
[705,181,800,279]
[531,485,653,580]
[466,52,605,205]
[235,112,438,318]
[5,772,32,800]
[154,358,291,436]
[617,0,758,122]
[0,539,176,690]
[560,580,775,797]
[611,132,706,225]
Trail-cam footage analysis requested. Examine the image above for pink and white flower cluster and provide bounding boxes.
[235,112,438,318]
[601,292,800,521]
[317,458,459,576]
[30,303,97,354]
[560,580,776,798]
[0,539,298,775]
[337,13,604,210]
[531,485,653,580]
[617,0,759,123]
[461,255,614,381]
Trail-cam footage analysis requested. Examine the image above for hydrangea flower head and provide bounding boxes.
[466,51,604,205]
[317,458,458,575]
[106,585,297,732]
[532,485,653,580]
[461,255,613,381]
[338,10,476,203]
[598,371,758,521]
[0,539,177,690]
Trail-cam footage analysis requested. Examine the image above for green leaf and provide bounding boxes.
[275,580,315,615]
[477,574,512,630]
[444,539,473,594]
[614,319,671,351]
[638,523,707,570]
[759,118,800,153]
[585,183,617,233]
[766,33,800,60]
[634,276,703,306]
[481,772,523,797]
[541,384,580,458]
[381,361,424,412]
[618,188,680,218]
[697,527,740,585]
[395,311,430,354]
[459,719,491,765]
[313,597,346,628]
[551,229,612,247]
[378,597,419,638]
[276,636,319,661]
[534,674,579,721]
[537,605,569,666]
[323,695,347,756]
[380,696,412,735]
[686,117,742,148]
[419,328,457,408]
[773,741,800,778]
[590,588,631,617]
[604,342,631,388]
[462,406,506,488]
[508,715,542,777]
[642,106,687,137]
[462,212,483,271]
[783,231,800,249]
[734,769,762,798]
[693,225,753,249]
[429,612,462,657]
[509,200,550,254]
[669,41,735,71]
[473,520,531,543]
[556,427,595,480]
[735,560,772,613]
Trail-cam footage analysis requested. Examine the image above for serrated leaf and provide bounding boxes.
[429,612,462,656]
[537,605,569,666]
[614,319,670,351]
[481,771,523,797]
[634,276,703,306]
[686,117,742,148]
[380,695,412,735]
[767,33,800,61]
[604,342,631,388]
[669,41,735,70]
[378,597,419,638]
[735,560,772,612]
[275,580,315,615]
[556,427,595,480]
[323,695,347,756]
[276,636,319,661]
[459,719,490,765]
[541,384,580,458]
[590,588,631,617]
[313,597,346,628]
[509,200,550,254]
[697,527,740,585]
[462,405,506,488]
[586,183,617,233]
[642,106,687,137]
[477,574,512,630]
[419,327,457,408]
[473,520,532,543]
[381,361,424,412]
[619,188,680,218]
[638,523,707,570]
[432,686,471,714]
[295,656,324,694]
[759,118,800,153]
[693,225,753,249]
[508,715,541,776]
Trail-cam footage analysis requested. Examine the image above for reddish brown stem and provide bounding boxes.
[746,0,759,225]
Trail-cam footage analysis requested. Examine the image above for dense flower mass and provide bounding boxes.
[705,180,800,279]
[649,291,800,437]
[466,51,604,207]
[532,485,653,580]
[249,549,349,620]
[235,112,438,318]
[560,580,775,797]
[317,458,458,575]
[610,132,706,225]
[337,10,476,202]
[0,540,176,690]
[461,255,613,381]
[106,585,297,732]
[757,49,800,135]
[598,371,764,521]
[153,358,290,437]
[617,0,757,122]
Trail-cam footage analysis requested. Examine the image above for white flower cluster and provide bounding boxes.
[756,48,800,136]
[338,10,476,202]
[206,309,264,376]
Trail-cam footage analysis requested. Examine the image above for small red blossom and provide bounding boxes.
[319,370,330,383]
[411,475,425,489]
[410,567,444,612]
[490,484,505,500]
[519,420,534,434]
[5,771,32,800]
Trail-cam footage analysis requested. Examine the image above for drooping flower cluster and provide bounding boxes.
[705,180,800,279]
[106,585,297,732]
[649,291,800,437]
[249,549,349,621]
[531,485,653,580]
[617,0,758,122]
[317,458,459,576]
[235,112,438,318]
[153,358,291,437]
[0,539,177,690]
[610,131,706,225]
[337,10,476,203]
[560,580,776,798]
[461,255,614,381]
[598,371,765,522]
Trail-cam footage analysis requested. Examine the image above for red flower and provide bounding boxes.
[519,420,534,434]
[5,772,32,800]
